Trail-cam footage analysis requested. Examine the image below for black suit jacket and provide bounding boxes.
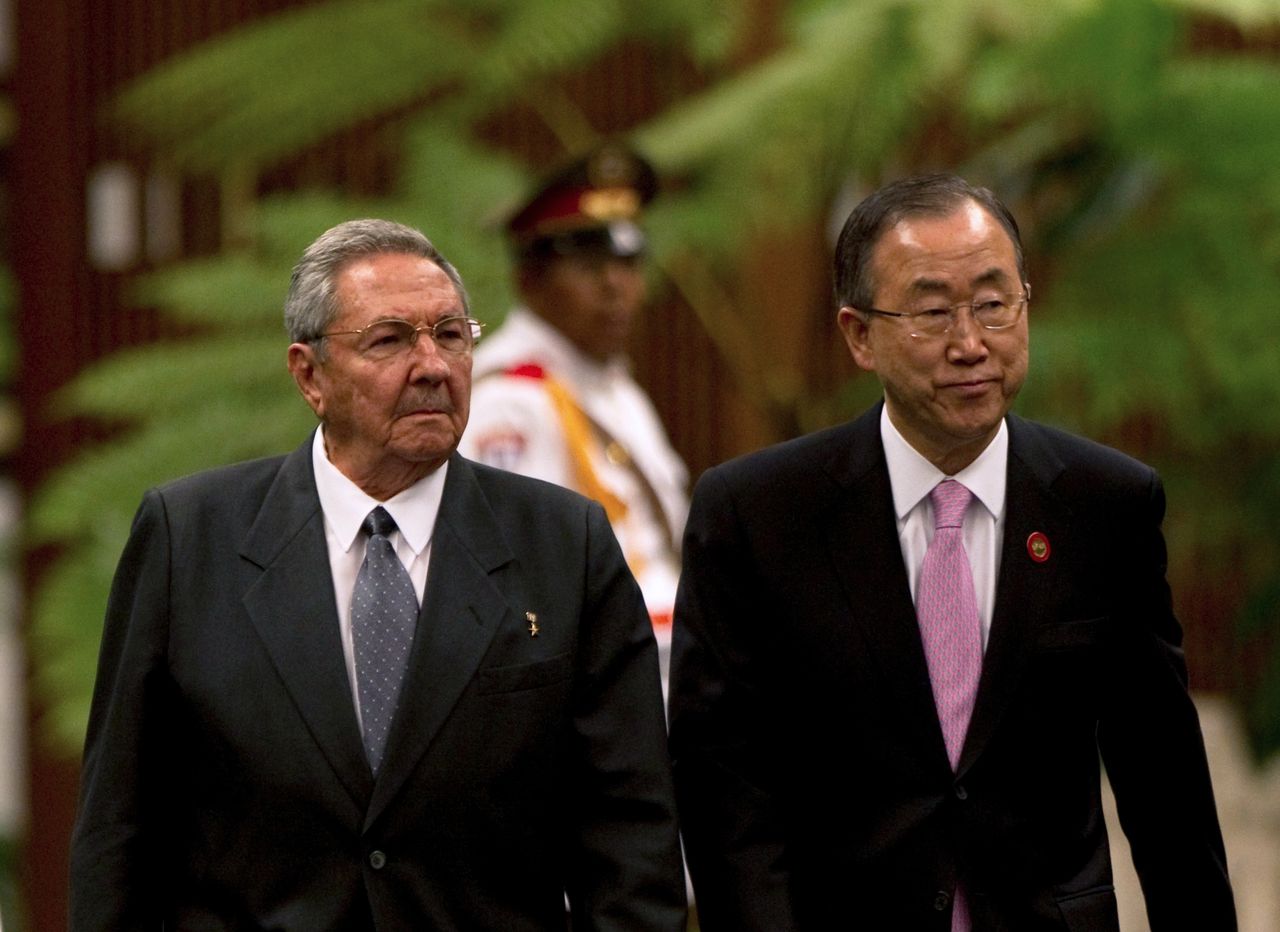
[70,436,686,931]
[668,405,1234,931]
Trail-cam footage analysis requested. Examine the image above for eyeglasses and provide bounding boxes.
[859,291,1029,339]
[316,316,484,359]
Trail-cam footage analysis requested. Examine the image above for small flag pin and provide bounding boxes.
[1027,531,1051,563]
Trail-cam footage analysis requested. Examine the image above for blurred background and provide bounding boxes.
[4,0,1280,928]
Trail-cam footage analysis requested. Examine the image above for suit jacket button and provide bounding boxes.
[954,783,968,800]
[933,890,951,912]
[369,850,387,870]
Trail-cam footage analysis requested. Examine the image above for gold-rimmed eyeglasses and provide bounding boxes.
[316,316,484,359]
[858,290,1029,339]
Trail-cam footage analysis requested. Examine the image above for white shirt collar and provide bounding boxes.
[310,427,448,555]
[880,406,1008,523]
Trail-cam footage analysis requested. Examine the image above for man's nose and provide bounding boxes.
[946,307,989,359]
[600,257,637,289]
[408,332,452,377]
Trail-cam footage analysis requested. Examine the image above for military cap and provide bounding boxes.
[506,141,658,262]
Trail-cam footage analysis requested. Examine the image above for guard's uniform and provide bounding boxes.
[460,141,689,694]
[461,308,689,691]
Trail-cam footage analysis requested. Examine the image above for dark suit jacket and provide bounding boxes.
[668,405,1234,931]
[69,436,686,931]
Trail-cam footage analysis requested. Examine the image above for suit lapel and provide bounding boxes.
[957,416,1073,775]
[823,406,951,771]
[240,437,374,808]
[365,456,512,825]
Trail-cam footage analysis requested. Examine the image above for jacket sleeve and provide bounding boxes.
[68,490,174,930]
[1095,469,1236,930]
[667,467,798,931]
[564,500,687,931]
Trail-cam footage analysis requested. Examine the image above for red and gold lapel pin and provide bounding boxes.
[526,611,540,637]
[1026,531,1051,563]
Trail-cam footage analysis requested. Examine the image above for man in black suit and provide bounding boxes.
[69,219,687,930]
[668,175,1235,931]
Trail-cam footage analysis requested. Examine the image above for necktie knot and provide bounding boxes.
[930,480,972,530]
[363,505,398,540]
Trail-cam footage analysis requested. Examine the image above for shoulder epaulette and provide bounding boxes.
[505,363,546,380]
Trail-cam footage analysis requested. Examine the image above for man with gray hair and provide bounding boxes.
[69,219,687,930]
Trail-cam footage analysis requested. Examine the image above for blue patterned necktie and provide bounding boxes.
[352,506,419,776]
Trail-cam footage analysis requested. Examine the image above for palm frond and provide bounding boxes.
[475,0,629,96]
[30,549,123,750]
[111,0,478,171]
[1143,58,1280,184]
[255,191,406,259]
[30,394,311,546]
[47,335,289,421]
[126,257,287,327]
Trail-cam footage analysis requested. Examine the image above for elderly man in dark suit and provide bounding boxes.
[668,174,1235,931]
[69,219,687,930]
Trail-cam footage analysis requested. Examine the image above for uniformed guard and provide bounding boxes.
[460,142,689,696]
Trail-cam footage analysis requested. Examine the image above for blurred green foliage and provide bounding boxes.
[27,0,1280,758]
[0,833,19,932]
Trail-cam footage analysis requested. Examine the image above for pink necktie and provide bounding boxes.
[917,479,982,932]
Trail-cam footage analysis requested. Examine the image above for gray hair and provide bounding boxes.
[284,218,470,352]
[833,173,1026,311]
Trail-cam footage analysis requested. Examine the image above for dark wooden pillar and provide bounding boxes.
[12,0,95,924]
[11,3,306,927]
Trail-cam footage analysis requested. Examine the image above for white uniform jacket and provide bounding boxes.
[461,309,689,665]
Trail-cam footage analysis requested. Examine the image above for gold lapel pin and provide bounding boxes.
[526,611,540,637]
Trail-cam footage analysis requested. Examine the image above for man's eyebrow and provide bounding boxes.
[905,278,951,295]
[905,267,1013,296]
[971,267,1013,287]
[379,303,467,321]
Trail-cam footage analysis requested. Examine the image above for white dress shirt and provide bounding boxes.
[310,427,447,729]
[880,406,1009,651]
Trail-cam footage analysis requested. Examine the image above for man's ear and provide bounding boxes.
[837,306,876,373]
[287,342,325,418]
